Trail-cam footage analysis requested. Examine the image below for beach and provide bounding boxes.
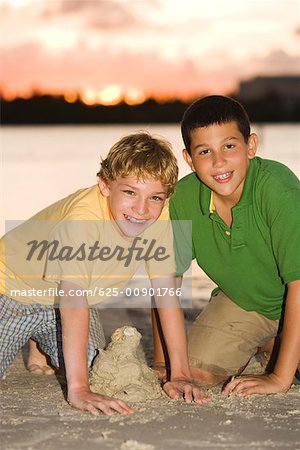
[2,272,300,450]
[1,124,300,448]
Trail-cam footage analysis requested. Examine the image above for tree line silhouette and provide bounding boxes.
[1,92,300,124]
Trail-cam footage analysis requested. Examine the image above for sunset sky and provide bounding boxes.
[0,0,299,103]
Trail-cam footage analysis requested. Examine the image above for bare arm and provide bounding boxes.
[151,307,169,378]
[152,277,190,377]
[223,279,300,396]
[60,281,134,415]
[151,276,183,371]
[151,276,210,404]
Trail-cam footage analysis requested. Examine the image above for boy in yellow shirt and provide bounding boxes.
[0,132,207,415]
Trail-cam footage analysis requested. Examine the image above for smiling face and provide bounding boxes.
[98,176,168,237]
[183,121,258,206]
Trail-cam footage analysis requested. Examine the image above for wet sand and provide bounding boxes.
[2,274,300,450]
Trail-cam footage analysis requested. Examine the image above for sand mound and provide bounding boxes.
[90,326,164,402]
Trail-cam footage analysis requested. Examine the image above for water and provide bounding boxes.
[1,124,299,235]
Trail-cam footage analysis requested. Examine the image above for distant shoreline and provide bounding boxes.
[2,94,300,124]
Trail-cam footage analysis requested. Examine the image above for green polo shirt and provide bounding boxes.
[170,157,300,320]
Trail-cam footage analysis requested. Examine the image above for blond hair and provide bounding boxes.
[97,131,178,196]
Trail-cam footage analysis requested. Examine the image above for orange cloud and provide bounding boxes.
[2,39,300,101]
[0,0,299,99]
[0,42,236,99]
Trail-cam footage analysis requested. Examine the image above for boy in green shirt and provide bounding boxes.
[154,95,300,396]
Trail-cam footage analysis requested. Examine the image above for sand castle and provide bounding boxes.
[90,326,164,402]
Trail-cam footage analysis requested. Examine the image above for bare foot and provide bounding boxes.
[190,366,227,385]
[256,351,270,367]
[151,363,167,381]
[27,339,55,375]
[256,338,275,368]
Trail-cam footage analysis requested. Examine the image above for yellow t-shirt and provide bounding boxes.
[0,185,173,305]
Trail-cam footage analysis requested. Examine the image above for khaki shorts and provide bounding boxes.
[188,291,279,376]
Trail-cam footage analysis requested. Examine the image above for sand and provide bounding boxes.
[90,326,164,401]
[1,274,300,450]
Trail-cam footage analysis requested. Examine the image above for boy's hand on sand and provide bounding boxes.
[67,387,134,416]
[222,373,289,397]
[163,378,211,404]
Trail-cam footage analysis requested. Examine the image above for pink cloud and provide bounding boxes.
[252,49,300,75]
[40,0,133,17]
[0,42,234,98]
[39,0,159,31]
[1,40,299,100]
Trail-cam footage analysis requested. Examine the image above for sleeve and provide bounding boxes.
[144,217,176,279]
[266,186,300,284]
[169,197,194,276]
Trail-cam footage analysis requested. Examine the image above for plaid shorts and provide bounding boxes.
[0,293,105,378]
